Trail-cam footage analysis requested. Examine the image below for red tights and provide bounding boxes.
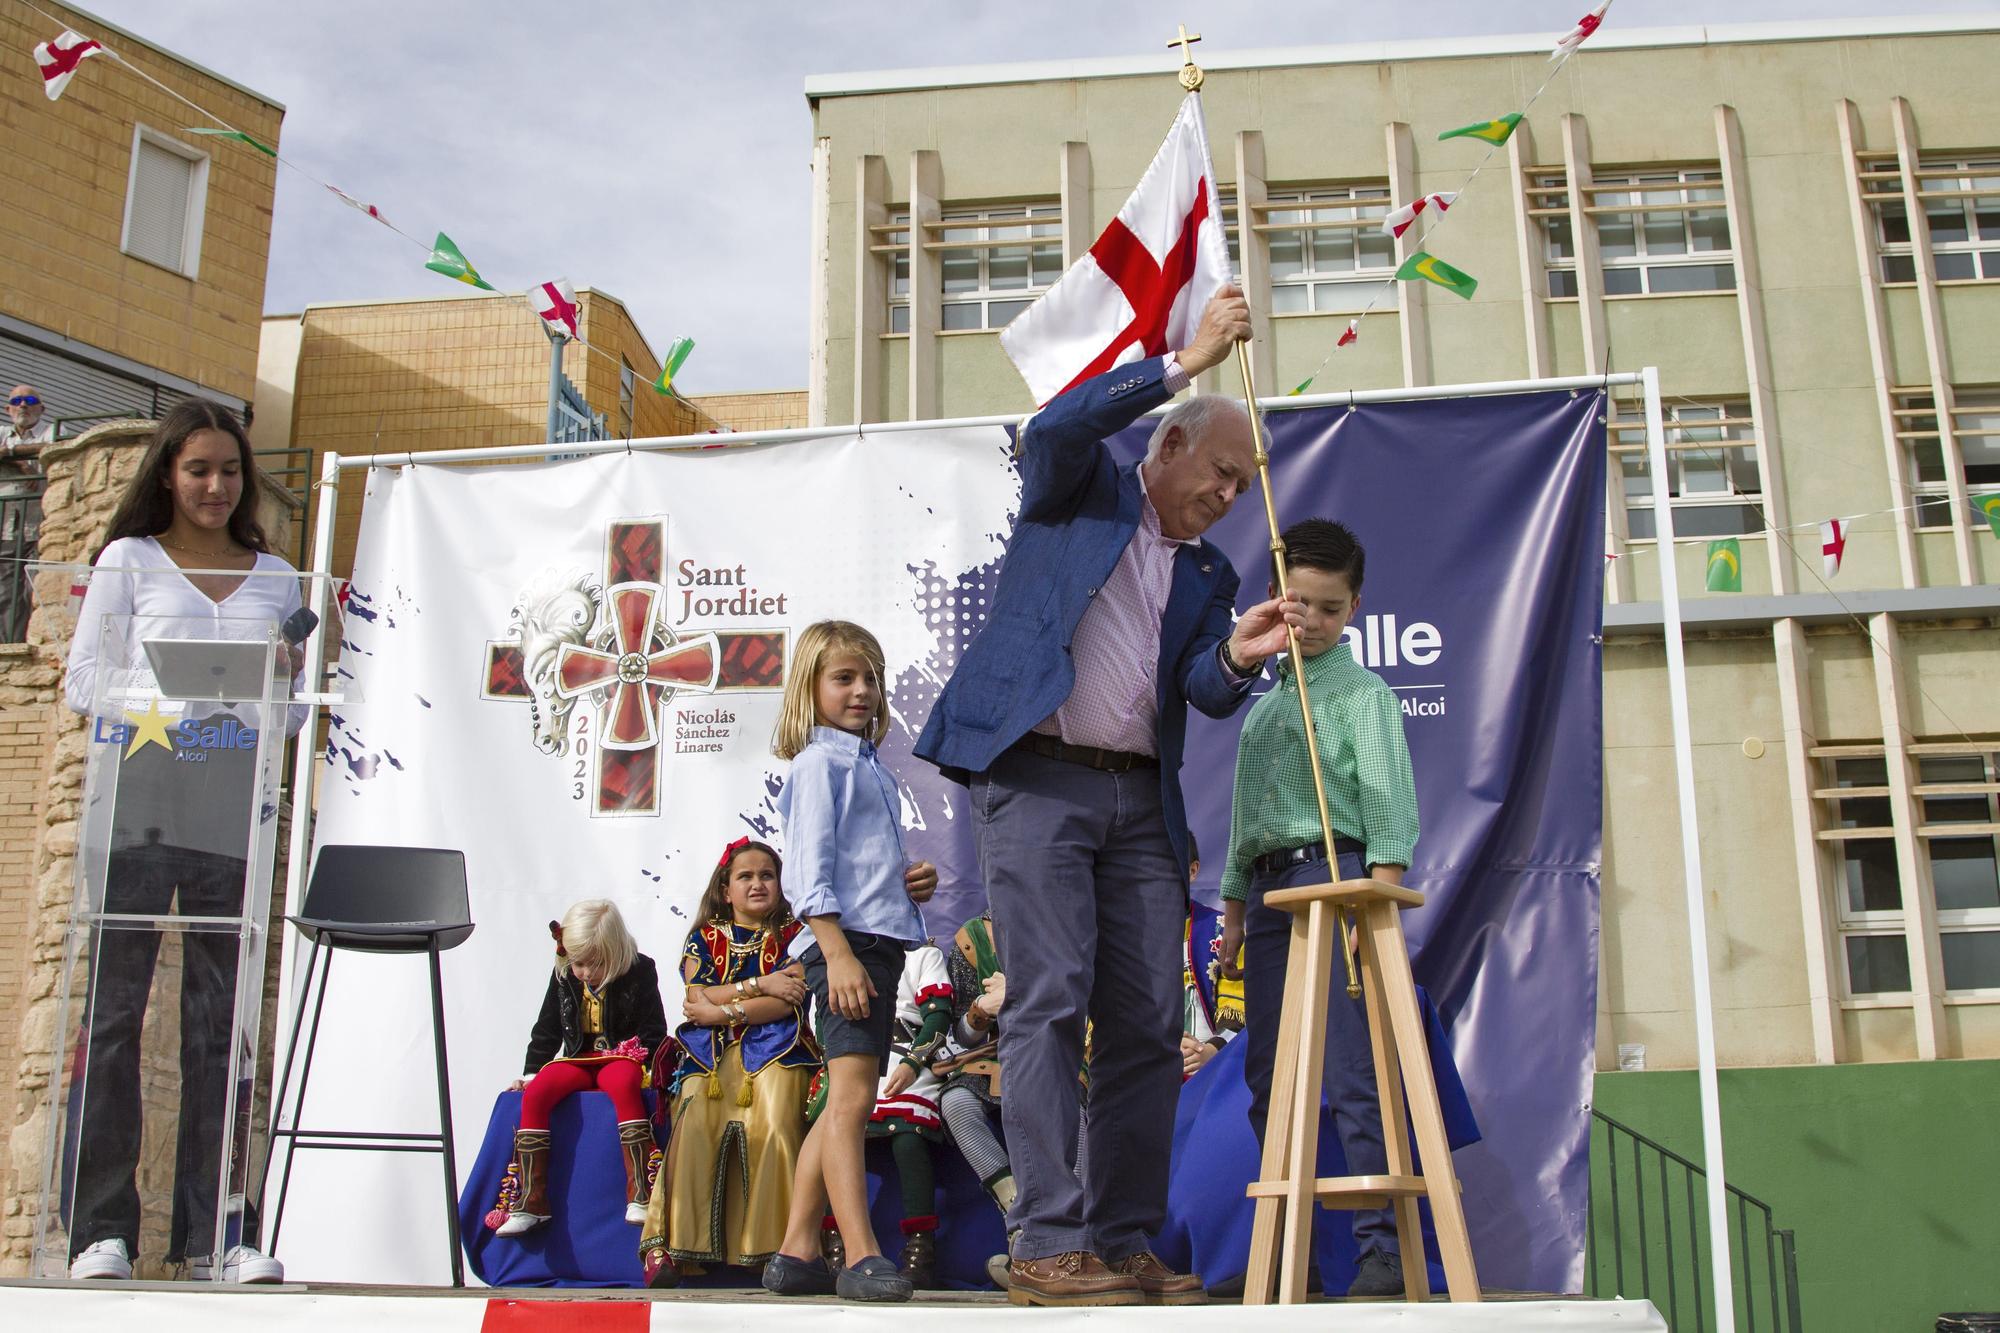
[519,1058,646,1130]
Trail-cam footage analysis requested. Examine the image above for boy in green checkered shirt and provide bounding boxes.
[1218,518,1419,1299]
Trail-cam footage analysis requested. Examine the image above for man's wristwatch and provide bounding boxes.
[1222,641,1253,677]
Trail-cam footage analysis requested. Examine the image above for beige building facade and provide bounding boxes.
[0,2,282,423]
[689,389,811,434]
[257,290,715,577]
[803,17,2000,1072]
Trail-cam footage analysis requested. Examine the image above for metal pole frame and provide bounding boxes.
[270,449,344,1161]
[545,330,567,447]
[276,366,1711,1291]
[1643,364,1737,1330]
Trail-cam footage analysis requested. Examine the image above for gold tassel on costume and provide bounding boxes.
[737,1069,756,1108]
[704,1072,721,1100]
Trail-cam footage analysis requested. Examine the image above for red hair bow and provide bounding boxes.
[717,836,752,868]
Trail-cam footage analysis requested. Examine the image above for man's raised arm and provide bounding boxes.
[1016,286,1252,521]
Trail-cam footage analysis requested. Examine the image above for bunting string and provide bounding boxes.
[1594,389,1989,747]
[17,0,719,428]
[1288,4,1610,395]
[1621,500,1985,750]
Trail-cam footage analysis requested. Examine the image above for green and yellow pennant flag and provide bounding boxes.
[652,336,695,396]
[425,232,495,290]
[1978,493,2000,538]
[183,127,276,157]
[1396,251,1478,300]
[1706,538,1742,592]
[1439,113,1523,145]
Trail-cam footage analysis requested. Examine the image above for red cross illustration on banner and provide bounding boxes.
[483,518,788,817]
[554,583,715,749]
[1058,179,1211,398]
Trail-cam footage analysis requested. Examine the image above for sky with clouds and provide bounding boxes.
[59,1,2000,392]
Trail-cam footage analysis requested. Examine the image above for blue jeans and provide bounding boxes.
[1240,847,1397,1258]
[971,746,1185,1263]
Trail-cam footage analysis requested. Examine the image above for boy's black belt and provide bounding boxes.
[1010,732,1159,774]
[1252,836,1365,878]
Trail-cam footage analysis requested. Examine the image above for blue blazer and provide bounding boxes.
[914,356,1253,873]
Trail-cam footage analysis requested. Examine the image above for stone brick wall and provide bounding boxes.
[0,420,297,1276]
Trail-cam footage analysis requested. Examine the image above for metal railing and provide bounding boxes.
[1587,1107,1803,1332]
[254,446,313,569]
[552,368,609,445]
[0,481,43,645]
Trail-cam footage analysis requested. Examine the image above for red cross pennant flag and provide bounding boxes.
[1381,192,1458,239]
[1552,1,1614,61]
[999,94,1233,405]
[326,184,392,228]
[1820,518,1847,579]
[529,278,581,341]
[34,29,105,101]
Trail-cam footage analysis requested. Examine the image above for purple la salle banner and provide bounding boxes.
[898,388,1606,1293]
[1108,388,1610,1294]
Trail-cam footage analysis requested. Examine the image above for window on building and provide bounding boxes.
[618,359,636,440]
[885,201,1063,333]
[1215,187,1240,272]
[121,126,209,278]
[1817,746,2000,998]
[1865,154,2000,284]
[1894,388,2000,529]
[1537,168,1734,298]
[1609,400,1763,539]
[1258,185,1399,315]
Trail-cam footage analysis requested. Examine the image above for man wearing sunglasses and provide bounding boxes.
[0,385,53,642]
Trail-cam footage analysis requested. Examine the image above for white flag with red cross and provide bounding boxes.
[528,278,581,341]
[999,93,1233,406]
[1551,1,1613,60]
[1820,519,1846,579]
[35,29,105,101]
[1381,192,1458,239]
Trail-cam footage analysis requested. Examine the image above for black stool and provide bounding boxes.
[262,845,475,1286]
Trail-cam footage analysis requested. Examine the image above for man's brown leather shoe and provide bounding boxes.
[1109,1250,1208,1305]
[1006,1251,1143,1307]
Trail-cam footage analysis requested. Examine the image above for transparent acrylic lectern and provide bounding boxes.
[29,561,342,1280]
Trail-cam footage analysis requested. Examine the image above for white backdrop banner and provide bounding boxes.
[284,429,1017,1283]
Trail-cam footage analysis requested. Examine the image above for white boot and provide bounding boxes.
[497,1211,550,1237]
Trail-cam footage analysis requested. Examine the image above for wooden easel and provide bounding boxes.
[1241,877,1481,1305]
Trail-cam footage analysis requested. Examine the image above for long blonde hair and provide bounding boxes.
[557,899,637,984]
[773,619,890,759]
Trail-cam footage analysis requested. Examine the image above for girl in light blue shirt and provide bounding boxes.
[764,620,935,1302]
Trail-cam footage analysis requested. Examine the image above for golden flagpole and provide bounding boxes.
[1171,27,1361,999]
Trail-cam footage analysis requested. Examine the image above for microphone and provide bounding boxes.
[281,607,319,646]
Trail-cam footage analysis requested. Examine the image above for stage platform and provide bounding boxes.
[0,1279,1665,1330]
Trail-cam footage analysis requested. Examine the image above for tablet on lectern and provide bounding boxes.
[143,638,281,703]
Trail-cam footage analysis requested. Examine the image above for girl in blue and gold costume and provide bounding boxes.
[640,838,818,1287]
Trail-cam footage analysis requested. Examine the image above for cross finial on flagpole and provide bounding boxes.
[1168,24,1204,90]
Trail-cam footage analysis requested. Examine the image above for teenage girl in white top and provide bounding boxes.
[62,401,302,1285]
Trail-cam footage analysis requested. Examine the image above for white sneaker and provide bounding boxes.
[190,1245,285,1284]
[496,1212,550,1237]
[70,1238,133,1280]
[625,1201,647,1225]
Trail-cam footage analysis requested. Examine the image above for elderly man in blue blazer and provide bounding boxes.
[916,286,1300,1307]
